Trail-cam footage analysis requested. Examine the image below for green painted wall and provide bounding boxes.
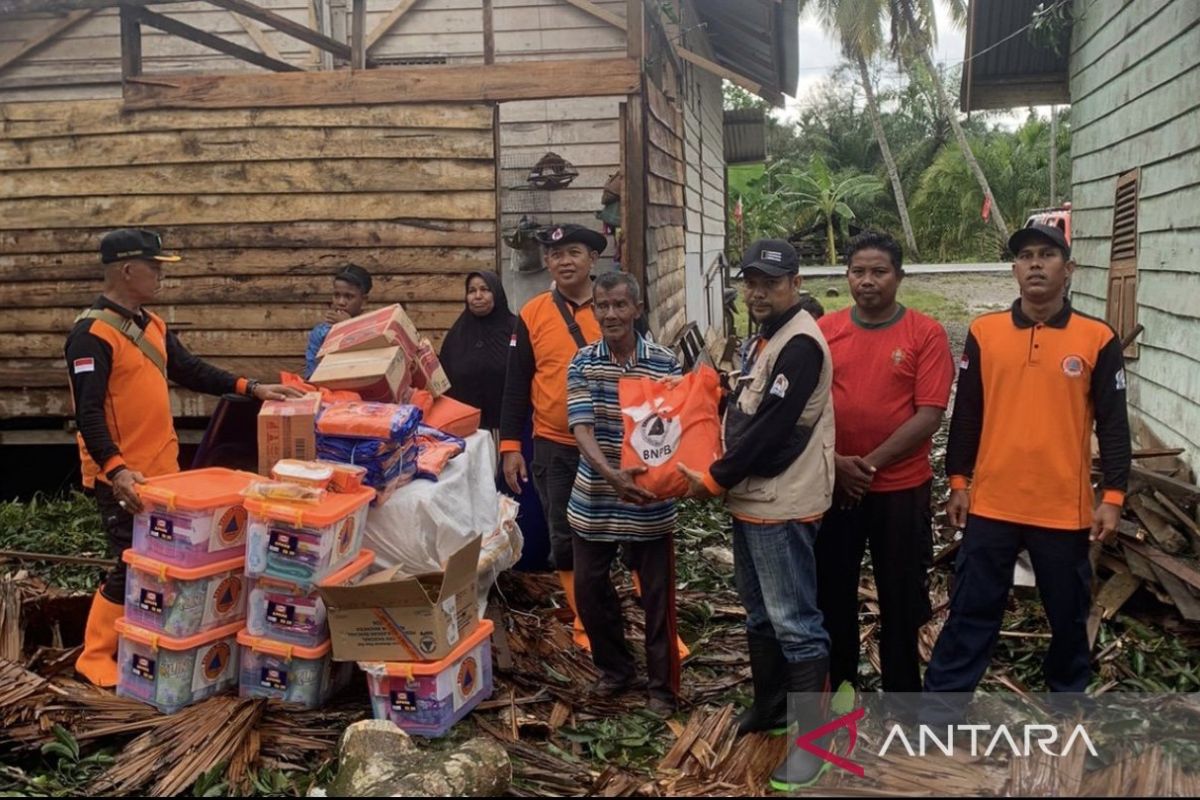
[1068,0,1200,470]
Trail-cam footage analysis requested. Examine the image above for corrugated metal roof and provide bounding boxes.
[693,0,800,102]
[960,0,1069,111]
[723,108,766,164]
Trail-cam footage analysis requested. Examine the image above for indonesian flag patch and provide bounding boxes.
[73,357,95,374]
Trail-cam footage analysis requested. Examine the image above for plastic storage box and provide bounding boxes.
[122,551,246,637]
[236,631,350,709]
[245,548,374,648]
[361,619,494,737]
[244,486,374,585]
[132,468,259,567]
[115,618,241,714]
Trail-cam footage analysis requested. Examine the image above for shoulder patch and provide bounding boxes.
[73,357,95,374]
[1115,368,1127,391]
[769,373,789,398]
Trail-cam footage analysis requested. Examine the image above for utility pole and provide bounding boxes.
[1049,105,1058,207]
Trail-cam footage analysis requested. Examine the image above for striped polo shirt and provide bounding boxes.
[566,334,680,541]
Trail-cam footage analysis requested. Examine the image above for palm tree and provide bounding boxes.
[890,0,1010,240]
[802,0,921,259]
[776,155,884,264]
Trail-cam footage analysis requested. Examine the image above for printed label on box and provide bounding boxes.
[193,640,235,693]
[132,654,156,681]
[138,589,164,615]
[389,689,418,713]
[205,574,243,624]
[268,530,299,556]
[261,667,289,691]
[267,601,296,627]
[149,515,174,541]
[442,595,458,646]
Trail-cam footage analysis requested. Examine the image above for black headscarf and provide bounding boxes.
[439,271,516,430]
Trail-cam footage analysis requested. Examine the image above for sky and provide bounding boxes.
[781,0,1040,126]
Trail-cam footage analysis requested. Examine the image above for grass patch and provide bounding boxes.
[0,491,107,592]
[729,277,970,337]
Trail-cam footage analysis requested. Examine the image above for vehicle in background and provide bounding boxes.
[1024,202,1072,243]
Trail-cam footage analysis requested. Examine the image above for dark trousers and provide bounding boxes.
[816,481,934,692]
[93,483,133,605]
[573,532,680,702]
[531,438,580,571]
[924,514,1093,694]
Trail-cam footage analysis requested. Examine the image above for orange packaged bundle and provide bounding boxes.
[415,425,466,481]
[315,402,422,442]
[619,365,723,499]
[319,461,368,493]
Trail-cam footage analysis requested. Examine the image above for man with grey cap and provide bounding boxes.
[679,238,836,790]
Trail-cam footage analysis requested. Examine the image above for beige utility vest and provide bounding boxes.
[724,308,835,521]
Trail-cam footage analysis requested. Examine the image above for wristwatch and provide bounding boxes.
[246,379,261,398]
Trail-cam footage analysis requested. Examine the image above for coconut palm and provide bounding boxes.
[890,0,1010,239]
[801,0,921,258]
[775,155,884,264]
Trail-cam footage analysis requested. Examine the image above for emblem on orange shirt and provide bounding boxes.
[1061,355,1084,378]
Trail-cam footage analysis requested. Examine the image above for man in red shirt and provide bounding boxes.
[815,230,954,692]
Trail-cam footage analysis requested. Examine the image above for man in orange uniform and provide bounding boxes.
[924,224,1131,709]
[67,229,300,686]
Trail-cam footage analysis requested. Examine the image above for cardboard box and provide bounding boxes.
[318,304,421,360]
[309,346,410,402]
[256,393,321,476]
[412,337,452,397]
[319,537,482,662]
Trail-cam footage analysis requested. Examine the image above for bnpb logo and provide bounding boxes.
[337,518,356,556]
[217,506,248,546]
[457,656,479,699]
[201,642,231,681]
[213,575,242,615]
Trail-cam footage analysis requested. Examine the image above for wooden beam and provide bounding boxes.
[131,6,302,73]
[626,0,643,61]
[230,11,285,64]
[0,0,188,12]
[0,9,93,76]
[203,0,351,61]
[482,0,494,65]
[676,46,760,94]
[365,0,420,53]
[120,5,141,81]
[563,0,626,31]
[622,92,647,291]
[350,0,366,68]
[123,57,642,110]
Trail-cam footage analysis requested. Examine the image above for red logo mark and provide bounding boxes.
[795,707,866,778]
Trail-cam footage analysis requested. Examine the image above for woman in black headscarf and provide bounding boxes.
[439,271,516,431]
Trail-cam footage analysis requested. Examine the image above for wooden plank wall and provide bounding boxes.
[679,52,725,336]
[644,78,687,343]
[0,99,496,419]
[1067,0,1200,469]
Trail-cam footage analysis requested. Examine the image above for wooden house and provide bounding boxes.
[0,0,800,439]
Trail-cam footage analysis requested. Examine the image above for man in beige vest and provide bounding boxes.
[681,239,836,790]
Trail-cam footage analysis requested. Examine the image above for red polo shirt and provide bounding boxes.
[818,305,954,492]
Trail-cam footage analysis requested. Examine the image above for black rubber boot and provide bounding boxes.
[736,632,788,735]
[769,657,831,791]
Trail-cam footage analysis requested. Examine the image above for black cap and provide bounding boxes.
[100,229,181,265]
[1008,224,1070,259]
[738,238,798,277]
[534,223,607,254]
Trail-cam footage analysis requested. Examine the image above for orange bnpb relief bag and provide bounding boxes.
[619,365,723,499]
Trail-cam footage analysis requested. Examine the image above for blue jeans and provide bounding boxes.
[732,518,830,662]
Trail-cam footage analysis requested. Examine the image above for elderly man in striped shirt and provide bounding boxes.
[565,270,682,716]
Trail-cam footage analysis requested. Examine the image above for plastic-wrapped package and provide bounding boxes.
[316,435,418,500]
[316,402,422,442]
[476,496,522,617]
[415,425,466,481]
[319,462,368,493]
[271,460,335,489]
[243,481,326,505]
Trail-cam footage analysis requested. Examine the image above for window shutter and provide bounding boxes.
[1106,168,1139,358]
